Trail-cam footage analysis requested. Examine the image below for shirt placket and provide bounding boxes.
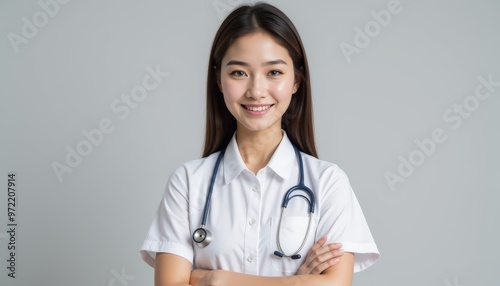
[243,169,266,275]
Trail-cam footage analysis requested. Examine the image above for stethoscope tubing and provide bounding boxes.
[200,148,226,227]
[194,144,316,259]
[275,209,314,259]
[274,145,315,259]
[280,145,315,213]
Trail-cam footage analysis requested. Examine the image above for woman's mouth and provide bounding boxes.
[242,104,274,112]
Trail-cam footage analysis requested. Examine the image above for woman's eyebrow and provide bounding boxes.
[225,59,288,66]
[264,59,288,66]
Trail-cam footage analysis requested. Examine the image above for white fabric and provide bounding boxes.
[139,131,380,275]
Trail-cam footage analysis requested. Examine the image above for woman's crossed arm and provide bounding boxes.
[155,237,353,286]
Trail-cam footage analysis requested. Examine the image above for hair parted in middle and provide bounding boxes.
[203,2,317,158]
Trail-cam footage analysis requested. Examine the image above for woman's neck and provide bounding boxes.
[236,126,283,174]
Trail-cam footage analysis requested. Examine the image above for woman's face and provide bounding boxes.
[218,31,299,134]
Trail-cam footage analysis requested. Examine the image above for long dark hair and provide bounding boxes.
[203,2,317,158]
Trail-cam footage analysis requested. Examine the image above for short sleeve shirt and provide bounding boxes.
[139,132,380,275]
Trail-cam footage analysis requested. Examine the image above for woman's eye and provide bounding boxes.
[231,70,247,77]
[268,70,282,76]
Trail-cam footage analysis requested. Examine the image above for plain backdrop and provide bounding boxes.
[1,0,499,285]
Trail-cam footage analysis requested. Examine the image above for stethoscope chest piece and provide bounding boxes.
[193,227,212,248]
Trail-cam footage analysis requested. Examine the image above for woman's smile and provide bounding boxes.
[242,104,275,115]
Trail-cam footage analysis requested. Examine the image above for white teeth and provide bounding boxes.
[245,105,271,112]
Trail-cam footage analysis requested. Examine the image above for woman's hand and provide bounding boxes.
[296,236,345,275]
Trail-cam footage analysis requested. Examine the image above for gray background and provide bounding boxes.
[1,0,499,285]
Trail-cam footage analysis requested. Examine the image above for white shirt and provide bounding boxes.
[139,132,380,275]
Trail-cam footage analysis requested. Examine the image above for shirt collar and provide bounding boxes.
[222,130,296,184]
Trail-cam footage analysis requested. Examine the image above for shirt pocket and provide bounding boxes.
[269,216,316,275]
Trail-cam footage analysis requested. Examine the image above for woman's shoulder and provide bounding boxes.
[169,151,222,180]
[162,152,222,193]
[300,152,350,183]
[300,152,343,171]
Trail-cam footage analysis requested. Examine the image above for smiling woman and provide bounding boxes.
[139,3,379,286]
[218,32,298,145]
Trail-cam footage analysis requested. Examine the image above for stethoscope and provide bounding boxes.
[192,144,316,260]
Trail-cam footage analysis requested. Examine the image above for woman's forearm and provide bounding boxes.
[196,252,354,286]
[209,270,343,286]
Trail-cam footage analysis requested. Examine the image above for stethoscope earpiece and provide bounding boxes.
[192,227,212,248]
[274,251,301,260]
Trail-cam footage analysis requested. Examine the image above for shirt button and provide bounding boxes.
[252,186,259,192]
[247,256,254,263]
[249,219,256,226]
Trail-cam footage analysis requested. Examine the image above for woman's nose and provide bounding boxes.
[246,75,266,99]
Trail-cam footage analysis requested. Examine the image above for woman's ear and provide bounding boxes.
[217,80,223,93]
[215,65,223,93]
[292,67,303,94]
[292,78,301,94]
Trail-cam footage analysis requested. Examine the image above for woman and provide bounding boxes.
[140,3,379,285]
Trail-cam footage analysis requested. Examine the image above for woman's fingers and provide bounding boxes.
[296,237,345,275]
[304,238,343,268]
[309,236,328,253]
[307,245,345,274]
[307,243,345,274]
[297,236,327,271]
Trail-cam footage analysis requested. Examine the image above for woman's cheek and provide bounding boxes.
[223,80,247,98]
[270,80,294,98]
